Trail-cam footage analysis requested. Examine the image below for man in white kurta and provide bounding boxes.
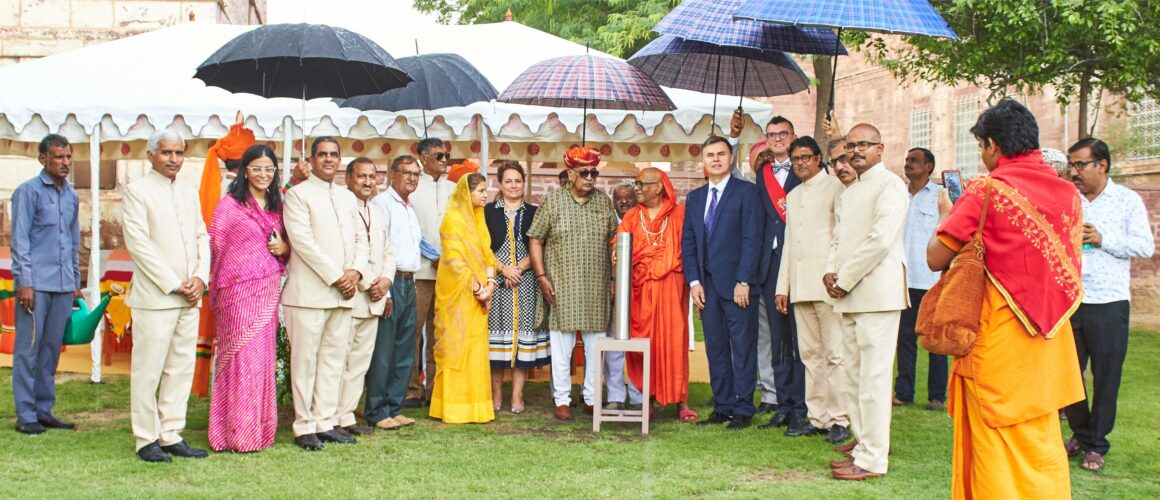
[774,138,850,444]
[282,138,368,450]
[122,130,210,462]
[825,124,909,480]
[331,158,397,436]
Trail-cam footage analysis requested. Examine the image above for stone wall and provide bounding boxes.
[1127,184,1160,328]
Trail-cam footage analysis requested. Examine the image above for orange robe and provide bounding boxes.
[941,235,1085,499]
[616,185,689,406]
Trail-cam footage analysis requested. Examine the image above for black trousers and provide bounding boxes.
[1064,301,1130,455]
[893,288,948,403]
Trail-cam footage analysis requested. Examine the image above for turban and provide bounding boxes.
[199,119,255,226]
[563,146,600,169]
[447,159,480,184]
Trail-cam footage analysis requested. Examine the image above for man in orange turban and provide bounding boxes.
[614,167,694,422]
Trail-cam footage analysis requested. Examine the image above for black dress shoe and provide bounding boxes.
[758,412,790,429]
[402,398,422,408]
[332,426,353,439]
[317,429,356,444]
[137,441,172,463]
[345,424,374,436]
[784,415,814,437]
[294,434,323,451]
[756,402,777,415]
[161,440,208,459]
[15,421,46,435]
[696,411,733,426]
[38,415,75,430]
[726,415,752,430]
[827,424,852,444]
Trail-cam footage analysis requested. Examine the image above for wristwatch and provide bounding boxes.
[737,282,750,287]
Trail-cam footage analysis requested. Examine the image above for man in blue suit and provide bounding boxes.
[752,117,808,435]
[682,136,763,430]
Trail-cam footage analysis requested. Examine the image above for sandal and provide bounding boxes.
[1081,451,1105,471]
[679,408,700,423]
[1064,437,1083,458]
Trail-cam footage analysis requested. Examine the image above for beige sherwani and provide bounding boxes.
[122,169,210,451]
[334,198,396,429]
[775,172,848,430]
[827,162,910,474]
[407,170,454,399]
[282,175,368,436]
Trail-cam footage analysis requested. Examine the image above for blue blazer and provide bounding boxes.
[681,177,762,298]
[755,163,801,283]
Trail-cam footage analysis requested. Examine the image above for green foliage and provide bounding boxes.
[862,1,1160,111]
[412,0,680,57]
[276,324,292,407]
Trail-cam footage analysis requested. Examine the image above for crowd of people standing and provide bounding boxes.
[9,98,1153,495]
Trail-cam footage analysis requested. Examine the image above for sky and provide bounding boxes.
[266,0,441,29]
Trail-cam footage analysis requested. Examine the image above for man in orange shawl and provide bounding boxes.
[193,120,254,397]
[929,98,1085,499]
[614,167,694,421]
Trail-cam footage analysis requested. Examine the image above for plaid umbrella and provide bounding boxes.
[499,54,675,112]
[654,0,846,55]
[630,35,808,98]
[732,0,959,39]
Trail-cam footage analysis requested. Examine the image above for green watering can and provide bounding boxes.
[62,285,123,346]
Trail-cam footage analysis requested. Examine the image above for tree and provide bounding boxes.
[863,0,1160,139]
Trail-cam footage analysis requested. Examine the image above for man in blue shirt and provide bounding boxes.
[10,133,82,435]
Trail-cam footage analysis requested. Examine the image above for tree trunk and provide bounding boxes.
[813,55,834,141]
[1077,72,1091,140]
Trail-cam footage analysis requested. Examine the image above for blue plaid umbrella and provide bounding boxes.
[732,0,958,39]
[654,0,846,56]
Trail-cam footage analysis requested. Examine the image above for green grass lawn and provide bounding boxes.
[2,330,1158,498]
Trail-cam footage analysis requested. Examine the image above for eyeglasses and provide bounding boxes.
[247,166,276,175]
[790,154,816,165]
[576,169,599,179]
[632,180,660,189]
[397,170,422,178]
[432,152,449,161]
[843,141,881,152]
[765,131,791,141]
[831,154,850,164]
[1067,159,1099,172]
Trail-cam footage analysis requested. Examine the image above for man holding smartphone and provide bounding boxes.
[894,148,953,411]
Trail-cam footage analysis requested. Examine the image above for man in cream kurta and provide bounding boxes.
[122,130,210,462]
[774,141,850,445]
[407,138,454,405]
[825,124,909,480]
[333,158,396,436]
[282,138,369,450]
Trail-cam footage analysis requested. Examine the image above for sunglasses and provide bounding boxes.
[632,180,659,189]
[433,152,449,161]
[576,169,599,179]
[832,154,850,164]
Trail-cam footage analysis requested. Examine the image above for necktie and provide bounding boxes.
[705,187,719,240]
[771,161,791,175]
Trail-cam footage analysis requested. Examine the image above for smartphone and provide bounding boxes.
[942,170,964,203]
[269,230,278,243]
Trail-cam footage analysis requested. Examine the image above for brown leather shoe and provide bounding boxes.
[832,464,884,480]
[834,440,858,453]
[830,455,854,469]
[555,405,573,421]
[582,403,594,415]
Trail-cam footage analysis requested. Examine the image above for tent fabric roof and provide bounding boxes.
[0,21,776,161]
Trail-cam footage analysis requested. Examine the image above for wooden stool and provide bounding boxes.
[592,337,650,434]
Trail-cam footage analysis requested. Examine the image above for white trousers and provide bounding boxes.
[130,307,199,451]
[334,315,379,428]
[840,310,901,474]
[755,295,778,404]
[550,330,604,407]
[795,301,848,428]
[285,305,352,436]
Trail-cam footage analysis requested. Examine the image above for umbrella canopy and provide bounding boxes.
[732,0,958,39]
[334,53,497,112]
[654,0,846,55]
[498,54,676,112]
[194,23,412,99]
[629,35,809,98]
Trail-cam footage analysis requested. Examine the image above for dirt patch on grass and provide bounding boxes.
[69,408,127,431]
[740,468,817,484]
[55,373,94,384]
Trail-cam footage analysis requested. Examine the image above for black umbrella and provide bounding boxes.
[334,53,498,138]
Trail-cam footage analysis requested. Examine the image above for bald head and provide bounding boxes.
[846,123,884,175]
[635,167,666,210]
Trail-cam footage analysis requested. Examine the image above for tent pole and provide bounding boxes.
[479,115,490,177]
[283,116,293,184]
[88,125,102,383]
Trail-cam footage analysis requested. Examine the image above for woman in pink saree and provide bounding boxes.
[207,145,288,452]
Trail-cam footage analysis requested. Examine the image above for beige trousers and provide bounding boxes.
[407,279,437,400]
[334,315,380,428]
[285,305,352,436]
[840,309,901,474]
[795,300,849,429]
[130,307,199,451]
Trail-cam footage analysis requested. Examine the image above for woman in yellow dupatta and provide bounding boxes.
[430,173,498,424]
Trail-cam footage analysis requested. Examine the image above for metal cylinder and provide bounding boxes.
[614,232,632,341]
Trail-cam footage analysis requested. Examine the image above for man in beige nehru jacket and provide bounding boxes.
[282,137,368,451]
[825,124,909,480]
[332,157,396,437]
[123,128,210,463]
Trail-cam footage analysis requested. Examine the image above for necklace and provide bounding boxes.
[638,209,669,246]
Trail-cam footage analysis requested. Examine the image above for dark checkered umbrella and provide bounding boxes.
[630,35,809,100]
[654,0,847,55]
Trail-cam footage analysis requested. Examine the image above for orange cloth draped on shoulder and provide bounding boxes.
[935,152,1085,499]
[192,119,255,397]
[614,170,689,406]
